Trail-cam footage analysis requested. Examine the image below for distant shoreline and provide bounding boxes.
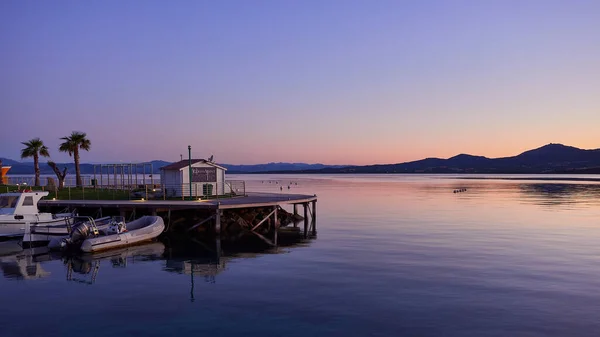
[232,170,600,176]
[455,176,600,182]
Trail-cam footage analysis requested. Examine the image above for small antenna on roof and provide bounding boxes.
[208,155,214,162]
[180,154,183,161]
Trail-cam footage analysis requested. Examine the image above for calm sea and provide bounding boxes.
[2,174,600,337]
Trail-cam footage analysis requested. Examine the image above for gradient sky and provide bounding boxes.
[1,0,599,165]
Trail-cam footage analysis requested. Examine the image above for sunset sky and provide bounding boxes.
[1,0,599,165]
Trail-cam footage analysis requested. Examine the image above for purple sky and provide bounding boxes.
[2,0,599,165]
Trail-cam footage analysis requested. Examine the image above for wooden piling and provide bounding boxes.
[311,200,317,235]
[273,205,278,245]
[303,202,308,238]
[215,209,221,234]
[293,204,299,228]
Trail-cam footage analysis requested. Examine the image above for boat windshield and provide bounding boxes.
[0,196,19,208]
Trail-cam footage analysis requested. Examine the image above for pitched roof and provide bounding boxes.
[160,159,227,171]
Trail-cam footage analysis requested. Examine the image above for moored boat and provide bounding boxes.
[49,216,165,253]
[0,191,74,240]
[23,216,113,245]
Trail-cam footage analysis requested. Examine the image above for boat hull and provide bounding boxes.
[0,217,73,240]
[22,216,112,245]
[80,216,165,253]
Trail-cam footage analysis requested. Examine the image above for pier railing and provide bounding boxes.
[0,180,246,201]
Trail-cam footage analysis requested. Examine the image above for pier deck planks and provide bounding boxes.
[39,192,317,211]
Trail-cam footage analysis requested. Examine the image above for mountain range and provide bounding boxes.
[2,143,600,175]
[0,158,343,175]
[264,144,600,174]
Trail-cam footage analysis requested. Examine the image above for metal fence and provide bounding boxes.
[5,175,159,188]
[0,180,246,201]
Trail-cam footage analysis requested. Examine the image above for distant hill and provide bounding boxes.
[221,162,345,173]
[258,143,600,174]
[0,159,342,175]
[3,144,599,175]
[0,158,20,166]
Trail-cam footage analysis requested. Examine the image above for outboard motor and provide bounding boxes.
[70,222,92,244]
[48,221,94,251]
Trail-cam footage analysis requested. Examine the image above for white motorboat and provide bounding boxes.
[0,191,74,239]
[49,216,165,253]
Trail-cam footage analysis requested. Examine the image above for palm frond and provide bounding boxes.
[20,138,47,159]
[39,145,50,157]
[61,131,92,152]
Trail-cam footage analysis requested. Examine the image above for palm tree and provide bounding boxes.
[59,131,91,187]
[21,138,50,186]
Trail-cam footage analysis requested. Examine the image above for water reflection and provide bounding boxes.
[518,183,600,206]
[0,241,51,280]
[411,179,600,208]
[63,243,166,284]
[0,230,315,288]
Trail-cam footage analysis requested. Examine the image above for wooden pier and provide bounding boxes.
[39,192,318,245]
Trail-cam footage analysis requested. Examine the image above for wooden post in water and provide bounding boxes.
[272,205,278,245]
[293,204,298,228]
[214,208,221,234]
[303,202,308,238]
[311,200,317,235]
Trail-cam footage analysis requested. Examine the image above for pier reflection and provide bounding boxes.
[0,229,315,292]
[162,232,314,301]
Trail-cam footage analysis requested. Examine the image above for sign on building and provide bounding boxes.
[192,167,217,182]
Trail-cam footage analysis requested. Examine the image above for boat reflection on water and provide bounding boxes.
[0,229,315,295]
[0,241,52,280]
[63,242,167,284]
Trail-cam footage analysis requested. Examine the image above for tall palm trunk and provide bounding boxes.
[74,148,82,187]
[34,154,40,186]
